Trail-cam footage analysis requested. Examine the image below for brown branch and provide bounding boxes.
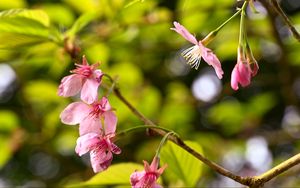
[256,153,300,184]
[113,87,252,186]
[268,0,300,42]
[113,86,300,187]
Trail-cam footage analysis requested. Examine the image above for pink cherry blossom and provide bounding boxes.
[130,156,167,188]
[58,56,103,104]
[231,48,258,90]
[171,21,224,79]
[75,132,121,173]
[60,97,117,135]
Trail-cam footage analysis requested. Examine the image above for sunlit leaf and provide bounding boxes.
[246,93,276,117]
[0,9,49,26]
[0,9,51,48]
[66,12,98,37]
[0,137,12,169]
[160,141,203,187]
[208,100,245,135]
[77,163,144,186]
[0,32,47,48]
[42,4,75,27]
[124,0,144,8]
[0,0,27,9]
[23,80,62,113]
[0,110,19,133]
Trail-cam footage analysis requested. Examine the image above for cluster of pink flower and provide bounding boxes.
[172,21,259,90]
[58,56,121,173]
[58,56,167,187]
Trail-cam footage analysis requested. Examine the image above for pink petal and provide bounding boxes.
[81,78,100,104]
[100,97,112,111]
[201,45,224,79]
[150,157,159,172]
[103,111,117,134]
[90,149,113,173]
[58,74,83,97]
[231,65,239,90]
[237,62,251,87]
[75,133,100,156]
[93,69,103,83]
[143,160,151,172]
[110,142,121,154]
[130,171,146,187]
[251,62,259,76]
[171,22,198,45]
[60,102,90,125]
[79,116,102,136]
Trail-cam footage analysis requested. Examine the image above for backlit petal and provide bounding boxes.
[103,111,117,134]
[79,116,102,135]
[60,102,90,125]
[171,22,198,45]
[75,133,100,156]
[81,78,100,104]
[58,74,83,97]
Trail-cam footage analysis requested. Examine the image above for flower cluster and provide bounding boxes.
[172,3,259,91]
[130,156,167,188]
[58,56,121,173]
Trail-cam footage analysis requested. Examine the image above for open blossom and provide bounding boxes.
[60,97,117,136]
[171,21,224,79]
[130,156,167,188]
[231,47,259,90]
[75,132,121,173]
[58,56,103,104]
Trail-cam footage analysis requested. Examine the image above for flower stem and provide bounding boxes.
[155,131,175,158]
[214,8,242,34]
[238,1,249,48]
[115,125,177,139]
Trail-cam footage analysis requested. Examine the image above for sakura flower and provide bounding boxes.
[171,21,224,79]
[58,56,103,104]
[75,132,121,173]
[231,47,258,90]
[60,97,117,135]
[130,156,167,188]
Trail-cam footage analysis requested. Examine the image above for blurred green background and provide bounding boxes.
[0,0,300,187]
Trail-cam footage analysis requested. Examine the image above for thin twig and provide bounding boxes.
[269,0,300,42]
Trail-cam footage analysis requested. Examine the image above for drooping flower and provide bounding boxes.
[58,56,103,104]
[60,97,117,136]
[75,132,121,173]
[171,21,224,79]
[130,156,167,188]
[231,47,258,90]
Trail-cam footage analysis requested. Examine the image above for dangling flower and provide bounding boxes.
[130,156,167,188]
[171,21,224,79]
[231,47,258,90]
[75,132,121,173]
[60,97,117,136]
[58,56,103,104]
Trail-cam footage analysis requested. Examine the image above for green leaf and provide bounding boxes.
[0,9,51,48]
[0,32,47,48]
[0,137,12,169]
[66,12,98,37]
[160,141,203,187]
[0,110,19,133]
[75,163,143,186]
[0,9,49,27]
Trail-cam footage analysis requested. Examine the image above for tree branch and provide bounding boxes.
[267,0,300,42]
[113,86,300,187]
[256,153,300,184]
[112,87,252,186]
